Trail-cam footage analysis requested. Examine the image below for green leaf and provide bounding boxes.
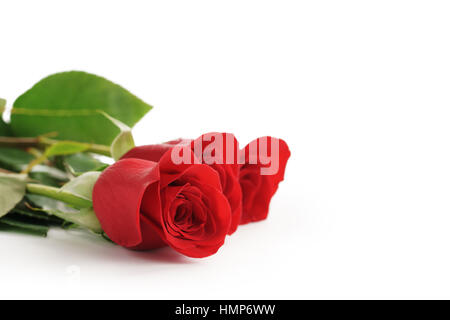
[100,112,135,160]
[0,147,69,185]
[111,131,134,161]
[12,208,52,221]
[0,119,10,136]
[26,194,101,233]
[52,208,102,233]
[27,194,69,213]
[24,141,93,175]
[0,147,34,171]
[64,153,107,176]
[0,220,48,237]
[11,71,152,145]
[26,172,102,233]
[45,141,90,157]
[0,173,27,218]
[60,171,101,201]
[33,165,68,179]
[29,171,67,187]
[12,206,64,225]
[22,141,92,174]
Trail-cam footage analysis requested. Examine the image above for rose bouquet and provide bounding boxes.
[0,71,290,258]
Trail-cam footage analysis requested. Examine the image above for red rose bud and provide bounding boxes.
[122,133,243,235]
[92,149,232,258]
[239,137,291,224]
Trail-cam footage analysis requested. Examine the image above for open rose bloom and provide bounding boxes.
[93,133,290,258]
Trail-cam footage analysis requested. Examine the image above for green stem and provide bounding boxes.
[26,183,92,208]
[39,137,111,156]
[0,136,39,148]
[0,136,111,157]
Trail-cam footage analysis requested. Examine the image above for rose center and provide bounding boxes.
[168,185,209,237]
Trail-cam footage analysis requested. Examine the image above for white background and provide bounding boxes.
[1,0,450,299]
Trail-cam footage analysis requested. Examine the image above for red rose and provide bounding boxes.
[122,133,243,234]
[92,148,232,258]
[239,137,290,224]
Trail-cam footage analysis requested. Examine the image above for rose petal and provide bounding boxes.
[190,133,242,234]
[93,158,160,248]
[121,144,174,163]
[239,137,291,224]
